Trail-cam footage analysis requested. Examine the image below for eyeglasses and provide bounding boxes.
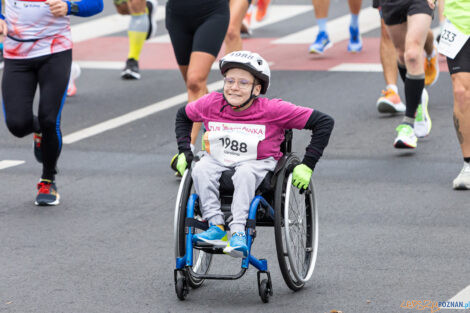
[223,77,255,90]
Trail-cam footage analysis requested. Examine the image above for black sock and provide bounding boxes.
[398,62,407,83]
[464,157,470,163]
[405,74,425,119]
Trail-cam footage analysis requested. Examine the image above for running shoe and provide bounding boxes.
[146,0,158,39]
[309,31,332,54]
[453,162,470,190]
[424,43,439,86]
[67,62,81,96]
[347,26,362,52]
[33,133,42,163]
[414,88,431,138]
[121,58,141,80]
[223,232,248,258]
[394,124,417,149]
[67,80,77,97]
[376,88,405,113]
[192,225,228,247]
[255,0,271,22]
[35,180,60,206]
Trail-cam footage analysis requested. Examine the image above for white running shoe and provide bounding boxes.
[146,0,158,39]
[414,88,431,138]
[394,124,417,149]
[376,88,406,113]
[453,162,470,190]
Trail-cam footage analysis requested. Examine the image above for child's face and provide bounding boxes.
[223,68,261,108]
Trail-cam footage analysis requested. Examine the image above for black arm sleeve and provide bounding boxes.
[175,106,193,153]
[301,110,334,170]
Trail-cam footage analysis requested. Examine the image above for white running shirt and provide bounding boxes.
[4,0,72,59]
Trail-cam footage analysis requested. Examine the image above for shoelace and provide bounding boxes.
[37,182,52,194]
[381,89,395,97]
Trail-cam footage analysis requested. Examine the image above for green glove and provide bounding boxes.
[170,152,193,176]
[292,164,312,190]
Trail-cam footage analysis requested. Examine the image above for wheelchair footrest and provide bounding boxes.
[188,267,247,280]
[194,242,227,254]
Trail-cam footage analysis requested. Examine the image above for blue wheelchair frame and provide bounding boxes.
[176,193,273,277]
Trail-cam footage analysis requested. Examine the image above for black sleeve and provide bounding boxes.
[301,110,334,170]
[175,106,193,153]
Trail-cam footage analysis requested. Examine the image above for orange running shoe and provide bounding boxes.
[376,88,405,113]
[424,44,439,86]
[255,0,271,22]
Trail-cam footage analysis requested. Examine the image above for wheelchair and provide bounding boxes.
[173,130,318,303]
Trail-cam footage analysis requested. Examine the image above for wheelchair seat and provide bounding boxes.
[218,170,274,195]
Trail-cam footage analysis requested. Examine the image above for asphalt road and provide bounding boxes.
[1,1,469,312]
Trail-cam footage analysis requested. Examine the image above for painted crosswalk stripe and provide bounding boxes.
[0,160,25,170]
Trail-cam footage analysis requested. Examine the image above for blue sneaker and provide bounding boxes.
[192,225,228,247]
[223,232,248,258]
[348,26,362,52]
[309,31,332,54]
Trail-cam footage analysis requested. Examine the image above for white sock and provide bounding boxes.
[386,84,398,93]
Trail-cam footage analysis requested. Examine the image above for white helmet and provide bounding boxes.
[219,50,271,94]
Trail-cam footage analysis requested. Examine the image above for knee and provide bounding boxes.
[225,26,240,43]
[404,45,421,66]
[191,161,205,181]
[453,84,470,112]
[186,74,205,95]
[6,118,31,138]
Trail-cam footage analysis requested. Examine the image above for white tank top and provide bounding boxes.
[4,0,72,59]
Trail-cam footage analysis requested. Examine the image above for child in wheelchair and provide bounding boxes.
[173,51,334,258]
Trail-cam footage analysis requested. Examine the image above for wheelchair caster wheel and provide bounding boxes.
[175,277,189,300]
[259,279,271,303]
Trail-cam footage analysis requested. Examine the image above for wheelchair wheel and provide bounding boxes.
[174,169,212,288]
[274,154,318,291]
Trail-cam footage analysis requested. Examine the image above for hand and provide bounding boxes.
[45,0,68,17]
[427,0,436,9]
[292,164,312,190]
[0,20,7,41]
[171,151,193,176]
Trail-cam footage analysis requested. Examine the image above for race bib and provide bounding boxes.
[438,20,470,59]
[205,122,266,166]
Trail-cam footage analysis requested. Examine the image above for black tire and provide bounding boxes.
[259,279,270,303]
[175,277,188,300]
[274,154,318,291]
[174,169,212,289]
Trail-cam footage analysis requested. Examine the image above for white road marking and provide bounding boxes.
[329,63,382,72]
[441,285,470,310]
[77,61,124,70]
[273,6,380,44]
[0,160,25,170]
[147,5,312,43]
[71,5,166,43]
[62,80,224,144]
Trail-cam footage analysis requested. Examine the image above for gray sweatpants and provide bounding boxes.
[192,155,277,234]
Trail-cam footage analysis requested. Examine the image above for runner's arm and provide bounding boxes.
[301,110,334,170]
[175,106,194,153]
[66,0,104,17]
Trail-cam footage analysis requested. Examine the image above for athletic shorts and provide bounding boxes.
[381,0,434,26]
[447,39,470,74]
[166,0,229,65]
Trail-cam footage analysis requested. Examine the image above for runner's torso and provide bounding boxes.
[4,0,72,59]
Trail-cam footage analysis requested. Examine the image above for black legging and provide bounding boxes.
[2,49,72,180]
